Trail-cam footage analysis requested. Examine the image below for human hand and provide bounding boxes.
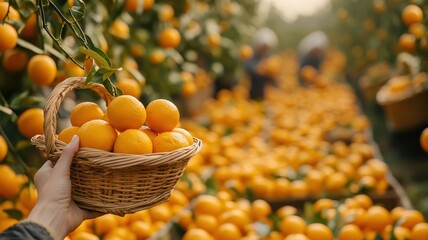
[27,135,101,240]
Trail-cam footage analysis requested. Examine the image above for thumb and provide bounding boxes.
[53,135,80,175]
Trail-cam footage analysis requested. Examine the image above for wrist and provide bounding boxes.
[27,204,68,240]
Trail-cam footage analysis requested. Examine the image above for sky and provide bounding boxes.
[259,0,332,22]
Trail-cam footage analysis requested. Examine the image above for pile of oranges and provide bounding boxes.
[58,96,193,154]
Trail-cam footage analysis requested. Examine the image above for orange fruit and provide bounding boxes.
[409,23,426,38]
[0,23,17,52]
[274,178,291,198]
[158,28,181,48]
[250,199,271,221]
[183,228,214,240]
[148,203,172,222]
[338,224,364,240]
[0,135,7,162]
[159,4,174,21]
[0,165,20,198]
[21,13,37,39]
[181,81,197,97]
[117,79,142,99]
[18,184,38,209]
[153,132,189,152]
[130,220,153,239]
[214,223,242,240]
[169,189,188,206]
[0,3,20,21]
[280,215,307,236]
[27,55,57,86]
[194,195,223,216]
[399,33,416,52]
[277,206,298,218]
[420,128,428,152]
[113,129,153,154]
[71,232,100,240]
[139,126,158,143]
[195,214,218,234]
[146,99,180,133]
[70,102,104,127]
[149,50,166,64]
[399,210,425,229]
[220,209,250,231]
[107,95,146,132]
[94,214,119,235]
[207,34,221,48]
[353,194,373,209]
[0,218,18,232]
[109,20,130,40]
[365,206,391,232]
[325,172,347,193]
[284,234,309,240]
[62,59,85,77]
[314,199,335,213]
[290,180,308,198]
[2,49,28,72]
[124,0,154,12]
[77,120,117,151]
[402,4,423,26]
[58,126,80,143]
[17,108,44,139]
[239,45,253,60]
[172,128,193,145]
[306,223,333,240]
[411,222,428,240]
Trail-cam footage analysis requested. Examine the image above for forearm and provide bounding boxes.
[0,221,53,240]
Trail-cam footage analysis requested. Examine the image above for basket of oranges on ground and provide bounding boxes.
[31,77,202,216]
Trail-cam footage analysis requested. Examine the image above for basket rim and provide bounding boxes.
[31,135,202,169]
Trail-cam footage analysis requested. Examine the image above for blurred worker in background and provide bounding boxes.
[245,27,278,100]
[297,31,329,86]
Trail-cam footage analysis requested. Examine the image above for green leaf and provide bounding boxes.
[204,177,217,195]
[85,66,97,84]
[244,187,256,202]
[374,234,383,240]
[125,68,145,84]
[4,209,23,220]
[10,94,44,110]
[103,79,122,97]
[78,47,110,68]
[0,106,14,116]
[181,172,193,190]
[85,35,111,66]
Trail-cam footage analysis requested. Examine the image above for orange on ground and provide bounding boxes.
[306,223,333,240]
[183,228,213,240]
[148,203,172,222]
[130,220,153,239]
[124,0,154,12]
[169,189,189,206]
[0,165,20,198]
[172,128,193,145]
[353,194,373,209]
[195,214,218,234]
[214,223,241,240]
[365,206,391,232]
[314,199,335,213]
[58,126,80,143]
[338,224,364,240]
[194,195,223,216]
[420,128,428,152]
[77,120,117,151]
[94,214,119,235]
[0,23,18,52]
[402,4,423,26]
[107,95,146,132]
[117,79,142,98]
[250,199,272,220]
[158,28,181,48]
[0,218,18,232]
[411,222,428,240]
[399,210,425,229]
[325,172,347,193]
[0,135,7,162]
[2,49,28,72]
[17,108,44,139]
[71,232,99,240]
[146,99,180,133]
[27,55,57,86]
[280,215,307,236]
[70,102,104,127]
[114,129,153,154]
[153,132,189,153]
[18,185,38,209]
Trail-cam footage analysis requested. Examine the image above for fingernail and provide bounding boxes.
[71,135,79,144]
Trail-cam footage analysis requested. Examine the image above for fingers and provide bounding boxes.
[34,160,53,192]
[53,135,80,176]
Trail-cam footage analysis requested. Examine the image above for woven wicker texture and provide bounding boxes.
[31,77,202,215]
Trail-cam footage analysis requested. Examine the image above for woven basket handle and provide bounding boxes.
[44,77,114,157]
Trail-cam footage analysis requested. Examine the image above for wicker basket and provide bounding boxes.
[31,77,202,216]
